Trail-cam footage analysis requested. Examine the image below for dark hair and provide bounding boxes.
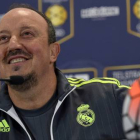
[9,3,56,44]
[8,3,57,68]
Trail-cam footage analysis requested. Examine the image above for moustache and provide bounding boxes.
[3,49,32,63]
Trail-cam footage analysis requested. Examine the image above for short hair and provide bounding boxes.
[9,3,56,44]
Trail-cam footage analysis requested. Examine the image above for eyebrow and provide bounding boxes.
[21,26,33,30]
[0,30,10,34]
[0,25,37,34]
[20,25,37,31]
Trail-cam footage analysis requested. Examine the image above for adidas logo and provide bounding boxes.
[0,119,10,132]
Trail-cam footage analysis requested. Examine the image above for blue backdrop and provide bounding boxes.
[0,0,140,86]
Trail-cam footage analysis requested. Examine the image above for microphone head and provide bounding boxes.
[9,76,25,85]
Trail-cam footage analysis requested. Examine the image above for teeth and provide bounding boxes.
[10,58,26,64]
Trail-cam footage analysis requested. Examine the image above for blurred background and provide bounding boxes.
[0,0,140,86]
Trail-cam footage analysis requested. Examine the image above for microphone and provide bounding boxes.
[0,76,25,85]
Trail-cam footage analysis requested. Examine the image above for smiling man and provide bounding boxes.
[0,4,60,106]
[0,3,129,140]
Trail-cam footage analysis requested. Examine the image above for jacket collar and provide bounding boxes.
[55,68,74,101]
[0,68,73,111]
[0,84,13,111]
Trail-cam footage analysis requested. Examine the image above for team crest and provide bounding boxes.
[76,104,95,127]
[38,0,74,44]
[126,0,140,38]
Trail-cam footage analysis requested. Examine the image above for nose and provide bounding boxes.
[8,36,22,52]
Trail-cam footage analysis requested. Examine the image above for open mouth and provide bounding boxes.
[9,58,28,64]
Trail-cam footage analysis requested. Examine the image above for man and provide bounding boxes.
[0,3,129,140]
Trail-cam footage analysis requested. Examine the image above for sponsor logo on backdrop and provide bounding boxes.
[61,68,98,80]
[45,5,67,37]
[112,70,140,85]
[45,5,67,27]
[65,73,90,80]
[38,0,74,44]
[80,6,120,20]
[103,65,140,86]
[126,0,140,38]
[43,0,68,3]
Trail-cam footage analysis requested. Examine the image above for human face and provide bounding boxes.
[0,8,53,79]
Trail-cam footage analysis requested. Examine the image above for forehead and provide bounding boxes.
[0,8,48,31]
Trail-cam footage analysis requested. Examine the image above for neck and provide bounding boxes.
[8,71,57,110]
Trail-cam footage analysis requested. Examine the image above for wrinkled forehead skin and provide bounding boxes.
[0,8,48,37]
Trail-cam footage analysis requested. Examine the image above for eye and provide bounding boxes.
[0,35,9,44]
[0,36,8,40]
[24,32,31,35]
[22,31,34,38]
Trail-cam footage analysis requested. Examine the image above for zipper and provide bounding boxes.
[0,106,32,140]
[50,86,76,140]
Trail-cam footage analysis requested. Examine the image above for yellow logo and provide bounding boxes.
[0,119,10,132]
[76,104,95,127]
[126,0,140,37]
[133,0,140,19]
[45,5,68,27]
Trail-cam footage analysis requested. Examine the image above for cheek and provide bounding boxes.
[0,49,6,71]
[0,49,5,61]
[29,44,50,62]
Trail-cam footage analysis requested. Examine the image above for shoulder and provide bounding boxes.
[67,77,130,89]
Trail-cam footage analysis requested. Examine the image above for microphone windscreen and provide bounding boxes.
[10,76,25,85]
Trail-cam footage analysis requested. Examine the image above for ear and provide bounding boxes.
[50,42,60,63]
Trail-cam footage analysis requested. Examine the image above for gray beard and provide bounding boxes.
[8,71,38,92]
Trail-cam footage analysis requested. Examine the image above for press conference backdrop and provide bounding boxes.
[0,0,140,86]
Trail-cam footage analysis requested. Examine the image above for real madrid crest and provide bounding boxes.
[76,104,95,127]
